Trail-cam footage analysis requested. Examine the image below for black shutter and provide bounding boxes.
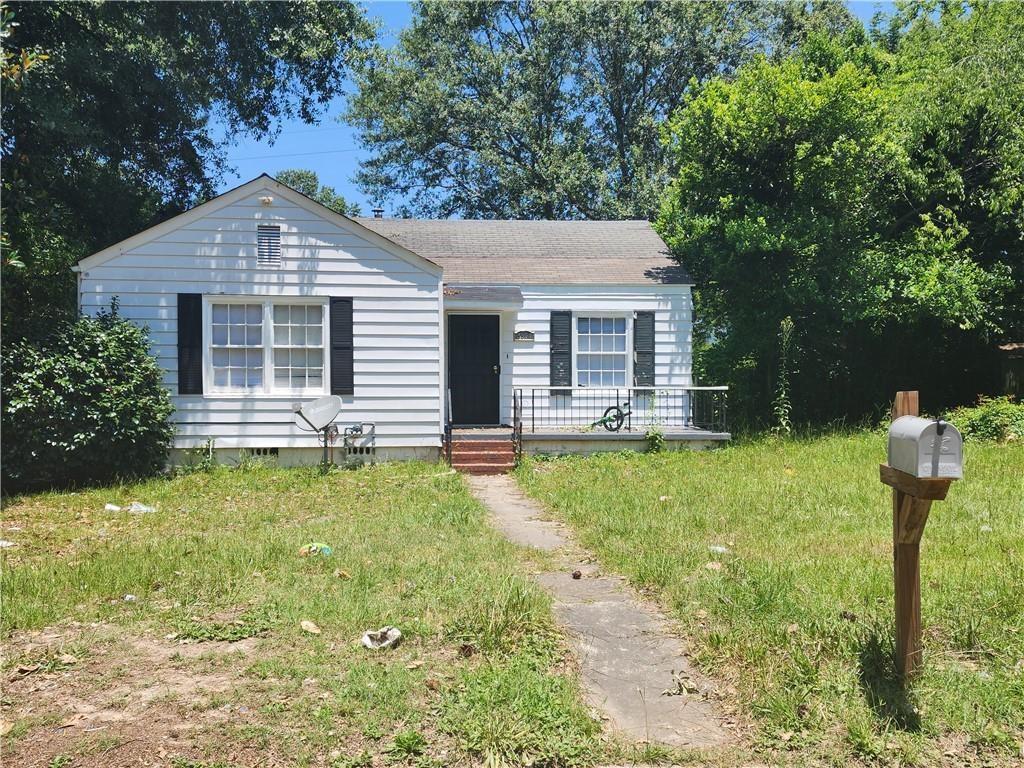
[633,311,655,388]
[330,297,354,395]
[177,293,203,395]
[550,311,572,395]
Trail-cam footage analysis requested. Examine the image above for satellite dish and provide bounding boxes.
[293,395,342,431]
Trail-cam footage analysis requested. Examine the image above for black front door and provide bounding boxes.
[448,314,500,425]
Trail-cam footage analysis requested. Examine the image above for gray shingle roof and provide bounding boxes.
[355,218,690,285]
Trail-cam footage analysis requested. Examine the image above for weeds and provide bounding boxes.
[516,432,1024,766]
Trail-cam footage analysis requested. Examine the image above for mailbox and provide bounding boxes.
[887,416,963,479]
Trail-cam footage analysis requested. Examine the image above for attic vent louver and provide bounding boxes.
[257,224,281,267]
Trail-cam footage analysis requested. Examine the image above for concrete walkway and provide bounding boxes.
[467,474,734,749]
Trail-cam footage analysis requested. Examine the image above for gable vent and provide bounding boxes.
[257,224,282,267]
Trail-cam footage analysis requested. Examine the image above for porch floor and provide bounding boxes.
[452,426,730,441]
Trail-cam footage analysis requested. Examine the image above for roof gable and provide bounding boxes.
[75,175,442,276]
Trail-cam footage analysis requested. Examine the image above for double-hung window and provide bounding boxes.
[576,316,628,387]
[207,299,327,395]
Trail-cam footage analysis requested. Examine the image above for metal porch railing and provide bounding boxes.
[513,386,728,434]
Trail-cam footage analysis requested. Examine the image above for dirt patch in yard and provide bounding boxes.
[2,623,282,767]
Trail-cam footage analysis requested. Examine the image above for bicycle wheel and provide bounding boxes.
[602,406,625,432]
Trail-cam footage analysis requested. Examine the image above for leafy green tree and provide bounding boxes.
[347,0,856,220]
[275,169,360,216]
[658,5,1022,426]
[1,1,373,340]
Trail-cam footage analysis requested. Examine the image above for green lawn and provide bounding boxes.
[516,433,1024,766]
[1,463,606,767]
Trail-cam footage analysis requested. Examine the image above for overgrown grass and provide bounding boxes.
[1,462,601,765]
[516,433,1024,766]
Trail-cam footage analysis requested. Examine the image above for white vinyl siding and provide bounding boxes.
[78,183,443,449]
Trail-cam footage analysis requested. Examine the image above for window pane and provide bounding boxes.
[307,326,322,346]
[274,349,289,367]
[246,369,262,387]
[613,372,625,386]
[212,349,229,366]
[275,368,290,388]
[230,305,243,324]
[578,318,589,333]
[602,318,613,333]
[577,372,589,387]
[246,305,262,324]
[291,305,305,324]
[291,326,306,346]
[307,349,323,367]
[246,326,261,345]
[614,335,626,351]
[213,368,228,387]
[274,305,288,323]
[213,305,228,323]
[614,317,626,333]
[212,325,228,345]
[307,305,322,323]
[308,371,323,388]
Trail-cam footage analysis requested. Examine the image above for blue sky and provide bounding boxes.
[214,1,894,215]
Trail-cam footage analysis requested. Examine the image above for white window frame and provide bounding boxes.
[202,296,330,397]
[571,312,633,389]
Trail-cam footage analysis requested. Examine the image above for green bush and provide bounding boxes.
[948,396,1024,442]
[2,303,174,490]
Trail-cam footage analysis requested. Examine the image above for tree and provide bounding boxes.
[657,5,1022,426]
[275,169,360,216]
[346,0,857,220]
[1,1,373,340]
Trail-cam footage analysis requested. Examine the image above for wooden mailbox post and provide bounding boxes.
[879,390,961,679]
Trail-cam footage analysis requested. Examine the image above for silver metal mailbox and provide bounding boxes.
[887,416,963,479]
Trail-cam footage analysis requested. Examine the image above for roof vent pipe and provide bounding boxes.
[371,206,384,219]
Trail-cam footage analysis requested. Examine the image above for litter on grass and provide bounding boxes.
[299,542,333,557]
[300,620,322,635]
[104,502,156,514]
[123,594,137,602]
[0,540,15,548]
[708,545,730,555]
[361,626,402,650]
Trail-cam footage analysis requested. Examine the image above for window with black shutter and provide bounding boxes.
[257,225,282,267]
[549,310,572,395]
[329,297,354,395]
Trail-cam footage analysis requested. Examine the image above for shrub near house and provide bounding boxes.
[2,304,173,491]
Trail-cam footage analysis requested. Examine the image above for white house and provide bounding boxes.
[75,175,727,472]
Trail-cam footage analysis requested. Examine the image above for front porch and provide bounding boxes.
[446,386,729,467]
